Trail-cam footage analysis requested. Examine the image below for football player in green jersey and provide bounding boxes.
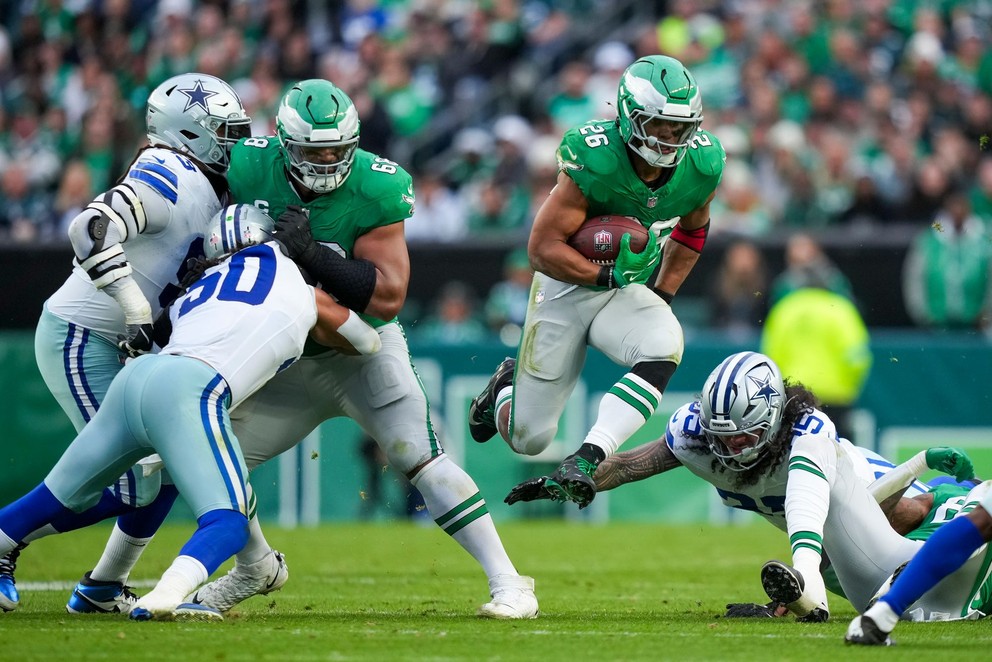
[469,55,725,508]
[188,79,538,619]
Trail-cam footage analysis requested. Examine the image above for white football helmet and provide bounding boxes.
[699,352,786,472]
[204,204,275,261]
[146,73,252,175]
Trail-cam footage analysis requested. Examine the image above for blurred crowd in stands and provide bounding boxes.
[0,0,990,338]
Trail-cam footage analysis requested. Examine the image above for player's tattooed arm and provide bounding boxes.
[594,440,682,491]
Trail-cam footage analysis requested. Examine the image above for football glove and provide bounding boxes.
[925,447,975,482]
[272,205,318,262]
[612,233,660,288]
[117,323,154,358]
[504,475,557,505]
[724,601,786,618]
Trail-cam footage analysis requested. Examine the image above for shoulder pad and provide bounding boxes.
[685,130,726,178]
[557,120,624,177]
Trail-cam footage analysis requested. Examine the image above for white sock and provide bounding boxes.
[145,555,208,606]
[90,524,152,584]
[583,374,661,456]
[495,386,513,441]
[410,455,516,579]
[864,600,900,632]
[234,514,272,566]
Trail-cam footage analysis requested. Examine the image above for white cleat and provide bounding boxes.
[129,589,182,621]
[186,550,288,612]
[478,574,538,619]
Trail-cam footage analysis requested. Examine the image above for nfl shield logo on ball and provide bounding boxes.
[593,230,613,254]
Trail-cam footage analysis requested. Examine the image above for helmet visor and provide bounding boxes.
[630,110,700,152]
[285,139,358,177]
[703,424,770,471]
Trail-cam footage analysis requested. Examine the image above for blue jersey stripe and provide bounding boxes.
[129,169,178,204]
[134,161,179,186]
[214,386,247,505]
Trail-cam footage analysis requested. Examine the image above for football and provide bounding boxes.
[567,215,649,265]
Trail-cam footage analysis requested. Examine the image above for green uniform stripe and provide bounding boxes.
[608,385,652,420]
[789,455,822,471]
[618,377,659,410]
[789,463,827,481]
[789,531,823,545]
[247,485,258,520]
[792,542,823,555]
[443,502,489,535]
[434,492,483,527]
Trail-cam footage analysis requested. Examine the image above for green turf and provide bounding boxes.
[3,521,990,660]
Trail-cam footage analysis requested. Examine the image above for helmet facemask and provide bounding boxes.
[145,73,252,175]
[699,352,786,472]
[276,80,361,195]
[617,56,703,169]
[204,204,276,261]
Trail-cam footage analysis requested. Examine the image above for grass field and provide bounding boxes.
[3,521,991,661]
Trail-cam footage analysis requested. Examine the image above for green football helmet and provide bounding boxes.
[276,79,360,194]
[616,55,703,168]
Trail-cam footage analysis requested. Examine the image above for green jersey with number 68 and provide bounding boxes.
[556,119,725,236]
[227,136,415,257]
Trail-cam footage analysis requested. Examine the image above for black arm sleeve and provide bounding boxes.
[298,244,378,312]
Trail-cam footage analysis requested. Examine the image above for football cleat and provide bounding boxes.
[478,574,538,619]
[468,357,515,443]
[543,452,598,508]
[66,571,139,614]
[845,614,895,646]
[186,549,288,612]
[760,560,828,622]
[0,544,25,612]
[129,601,223,622]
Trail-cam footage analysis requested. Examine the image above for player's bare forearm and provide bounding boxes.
[528,172,597,284]
[652,194,713,295]
[354,223,409,321]
[594,440,682,491]
[653,240,701,295]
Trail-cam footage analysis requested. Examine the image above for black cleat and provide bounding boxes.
[761,560,805,605]
[544,453,598,508]
[761,560,828,622]
[845,615,895,646]
[468,358,515,443]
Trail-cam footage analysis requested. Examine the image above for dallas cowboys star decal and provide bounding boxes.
[747,372,780,406]
[178,80,218,113]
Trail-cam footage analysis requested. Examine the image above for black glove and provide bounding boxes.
[505,476,557,505]
[272,205,317,262]
[117,323,154,358]
[724,601,784,618]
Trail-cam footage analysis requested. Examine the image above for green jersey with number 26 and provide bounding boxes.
[557,119,724,238]
[227,136,416,257]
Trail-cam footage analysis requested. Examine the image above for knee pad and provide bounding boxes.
[361,355,411,409]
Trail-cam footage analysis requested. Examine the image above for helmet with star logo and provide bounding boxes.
[698,352,785,472]
[616,55,703,169]
[146,73,252,175]
[276,79,360,195]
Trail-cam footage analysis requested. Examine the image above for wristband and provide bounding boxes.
[652,287,674,304]
[596,265,615,289]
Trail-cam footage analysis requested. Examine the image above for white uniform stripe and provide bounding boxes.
[203,381,248,513]
[64,325,99,422]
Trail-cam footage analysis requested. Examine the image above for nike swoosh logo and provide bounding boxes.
[189,592,203,604]
[151,156,167,164]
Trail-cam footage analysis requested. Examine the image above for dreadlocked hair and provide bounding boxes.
[729,380,820,487]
